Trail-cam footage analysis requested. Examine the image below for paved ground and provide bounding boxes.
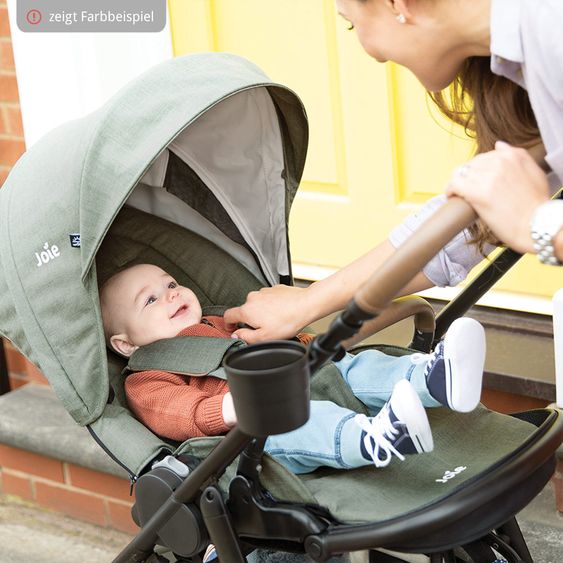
[0,483,561,562]
[0,495,131,563]
[517,482,563,563]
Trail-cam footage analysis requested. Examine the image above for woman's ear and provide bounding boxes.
[385,0,413,20]
[109,334,139,358]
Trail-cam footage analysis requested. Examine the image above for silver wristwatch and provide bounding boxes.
[530,199,563,266]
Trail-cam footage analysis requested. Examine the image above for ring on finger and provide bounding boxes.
[455,164,471,178]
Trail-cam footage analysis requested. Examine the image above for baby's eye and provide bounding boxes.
[145,295,157,306]
[168,281,178,289]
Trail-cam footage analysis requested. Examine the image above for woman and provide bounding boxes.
[224,0,563,342]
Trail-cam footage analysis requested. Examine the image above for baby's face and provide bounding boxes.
[102,264,202,353]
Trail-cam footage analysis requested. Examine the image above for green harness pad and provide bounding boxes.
[126,338,538,524]
[126,336,246,380]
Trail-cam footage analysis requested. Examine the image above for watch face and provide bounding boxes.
[532,200,563,237]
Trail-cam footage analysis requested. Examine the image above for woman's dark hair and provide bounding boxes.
[429,56,540,251]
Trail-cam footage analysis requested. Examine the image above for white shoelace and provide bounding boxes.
[355,407,405,468]
[410,341,443,379]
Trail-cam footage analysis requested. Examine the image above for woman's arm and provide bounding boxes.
[223,239,433,343]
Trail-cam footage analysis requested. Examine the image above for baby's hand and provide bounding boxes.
[221,392,237,427]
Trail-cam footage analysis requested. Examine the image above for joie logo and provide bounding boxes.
[69,233,81,248]
[35,242,60,267]
[435,466,467,484]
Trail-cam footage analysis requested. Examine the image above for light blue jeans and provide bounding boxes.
[264,350,440,474]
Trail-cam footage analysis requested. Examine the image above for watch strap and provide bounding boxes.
[530,200,563,266]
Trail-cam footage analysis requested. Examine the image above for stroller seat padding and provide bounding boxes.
[298,406,536,523]
[93,203,551,531]
[97,204,264,309]
[174,351,542,525]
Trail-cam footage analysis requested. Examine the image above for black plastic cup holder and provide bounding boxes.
[223,341,310,437]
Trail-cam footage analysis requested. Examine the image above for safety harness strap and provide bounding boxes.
[124,336,246,380]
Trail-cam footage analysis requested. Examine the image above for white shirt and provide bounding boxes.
[389,195,495,287]
[390,0,563,287]
[491,0,563,183]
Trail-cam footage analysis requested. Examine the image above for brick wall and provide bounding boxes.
[0,1,135,536]
[0,443,137,534]
[4,340,49,388]
[0,1,49,389]
[0,0,24,184]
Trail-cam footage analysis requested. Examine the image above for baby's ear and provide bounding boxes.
[109,334,138,358]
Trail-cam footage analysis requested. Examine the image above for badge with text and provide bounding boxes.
[17,0,166,33]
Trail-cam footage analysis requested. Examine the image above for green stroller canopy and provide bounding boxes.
[0,53,308,426]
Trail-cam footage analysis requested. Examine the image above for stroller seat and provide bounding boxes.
[98,205,561,559]
[0,53,561,563]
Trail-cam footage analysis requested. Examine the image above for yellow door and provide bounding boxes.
[168,0,561,309]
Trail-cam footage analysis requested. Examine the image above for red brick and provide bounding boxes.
[5,105,23,136]
[0,8,11,38]
[0,74,19,103]
[1,470,34,501]
[25,360,49,385]
[0,106,6,134]
[0,40,14,71]
[480,388,548,414]
[5,345,28,374]
[0,164,9,186]
[67,465,132,503]
[0,445,65,482]
[107,500,137,535]
[0,138,24,166]
[35,481,107,527]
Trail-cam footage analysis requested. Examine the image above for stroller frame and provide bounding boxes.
[0,53,560,563]
[114,198,563,563]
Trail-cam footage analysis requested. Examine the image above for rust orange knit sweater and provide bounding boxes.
[125,316,313,442]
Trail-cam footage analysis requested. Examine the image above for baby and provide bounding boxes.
[100,264,486,474]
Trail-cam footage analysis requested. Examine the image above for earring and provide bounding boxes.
[396,13,406,24]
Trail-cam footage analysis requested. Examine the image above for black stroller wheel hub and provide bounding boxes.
[133,466,209,558]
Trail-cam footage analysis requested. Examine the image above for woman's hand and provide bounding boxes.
[446,141,550,253]
[224,285,312,343]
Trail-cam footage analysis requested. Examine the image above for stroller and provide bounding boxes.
[0,53,561,563]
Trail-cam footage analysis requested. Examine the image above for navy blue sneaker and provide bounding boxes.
[412,317,485,413]
[356,379,433,468]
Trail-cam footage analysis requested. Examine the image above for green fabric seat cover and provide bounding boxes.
[128,337,537,524]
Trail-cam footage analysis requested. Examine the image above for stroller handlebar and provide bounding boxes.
[354,196,477,315]
[307,197,477,373]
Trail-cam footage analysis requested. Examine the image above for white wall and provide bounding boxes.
[6,0,172,148]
